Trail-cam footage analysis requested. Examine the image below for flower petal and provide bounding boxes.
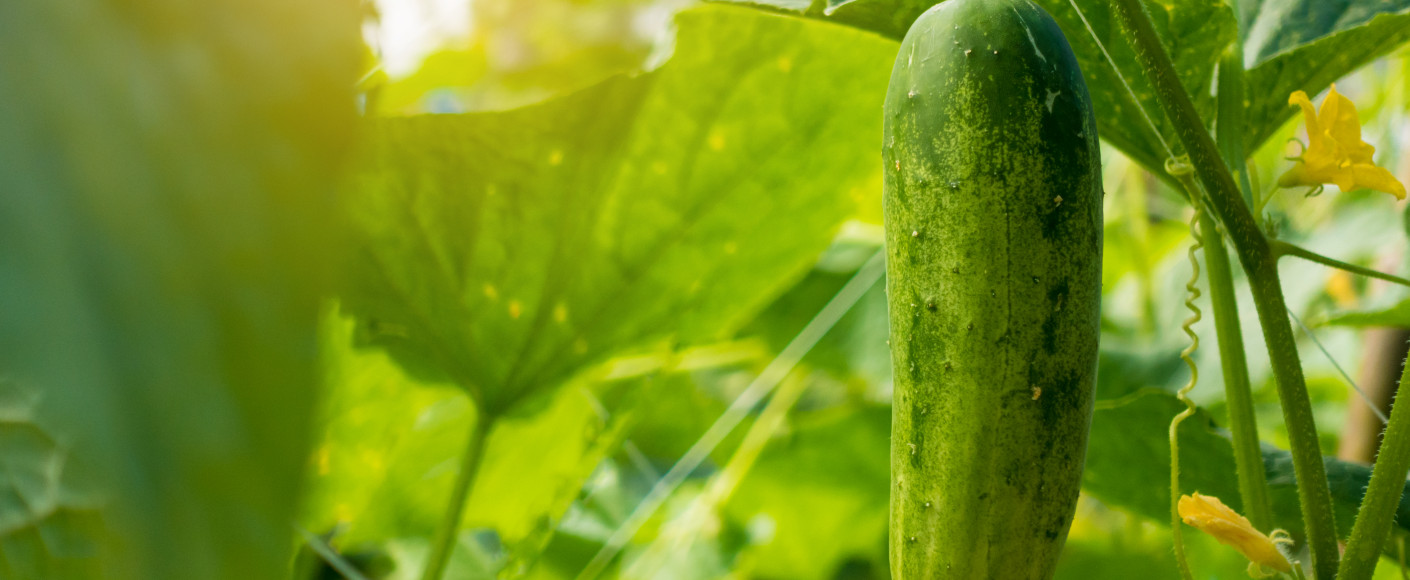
[1351,163,1408,200]
[1178,493,1292,573]
[1289,90,1321,151]
[1321,85,1376,164]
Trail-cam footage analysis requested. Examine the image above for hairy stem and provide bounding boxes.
[422,406,492,580]
[1339,356,1410,580]
[1108,0,1340,576]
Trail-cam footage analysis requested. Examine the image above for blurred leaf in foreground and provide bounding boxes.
[0,2,358,578]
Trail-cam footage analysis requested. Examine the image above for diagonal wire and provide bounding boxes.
[295,525,371,580]
[574,249,886,580]
[1064,0,1176,158]
[1287,307,1389,424]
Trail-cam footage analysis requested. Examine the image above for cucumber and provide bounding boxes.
[882,0,1102,578]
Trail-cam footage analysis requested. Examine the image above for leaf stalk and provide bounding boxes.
[422,406,492,580]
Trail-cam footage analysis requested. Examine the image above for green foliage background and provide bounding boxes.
[3,0,1410,579]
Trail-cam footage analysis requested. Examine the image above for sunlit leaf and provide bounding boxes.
[341,4,895,415]
[0,2,358,578]
[713,0,1236,178]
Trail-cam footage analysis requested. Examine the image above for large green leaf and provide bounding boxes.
[342,4,896,416]
[0,2,357,579]
[714,0,1236,179]
[1242,0,1410,152]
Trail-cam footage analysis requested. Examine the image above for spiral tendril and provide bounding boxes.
[1169,202,1204,580]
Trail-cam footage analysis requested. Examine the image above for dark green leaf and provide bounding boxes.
[1242,1,1410,151]
[0,2,357,578]
[1085,390,1410,542]
[342,4,896,415]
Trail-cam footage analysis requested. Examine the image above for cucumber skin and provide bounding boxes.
[882,1,1102,578]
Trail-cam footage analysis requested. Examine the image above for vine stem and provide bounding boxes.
[1338,355,1410,580]
[1107,0,1340,576]
[421,406,492,580]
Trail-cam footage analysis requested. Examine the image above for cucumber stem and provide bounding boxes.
[422,406,491,580]
[1107,0,1340,576]
[1338,355,1410,580]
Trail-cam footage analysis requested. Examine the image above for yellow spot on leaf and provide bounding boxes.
[549,150,564,165]
[315,445,331,475]
[483,284,499,300]
[724,241,737,254]
[360,450,385,473]
[554,303,568,323]
[652,161,668,175]
[509,300,522,319]
[1279,85,1405,199]
[708,132,726,151]
[1178,493,1291,574]
[777,56,793,72]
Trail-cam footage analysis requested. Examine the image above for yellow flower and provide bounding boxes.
[1178,493,1291,575]
[1277,84,1406,200]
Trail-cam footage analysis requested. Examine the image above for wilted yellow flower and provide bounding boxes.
[1277,84,1406,200]
[1178,493,1291,574]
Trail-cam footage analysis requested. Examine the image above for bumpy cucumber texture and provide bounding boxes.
[882,0,1102,578]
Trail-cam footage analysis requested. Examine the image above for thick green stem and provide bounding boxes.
[422,406,491,580]
[1273,240,1410,288]
[1202,216,1275,531]
[1338,357,1410,580]
[1108,0,1340,576]
[1208,18,1275,532]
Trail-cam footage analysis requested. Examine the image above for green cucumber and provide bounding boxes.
[882,0,1102,577]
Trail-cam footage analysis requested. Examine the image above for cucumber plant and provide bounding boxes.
[882,0,1102,576]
